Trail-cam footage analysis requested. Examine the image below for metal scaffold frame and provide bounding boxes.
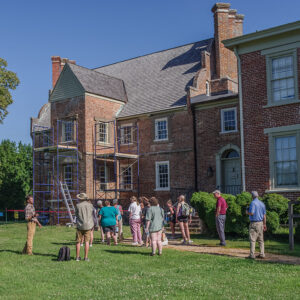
[93,120,140,202]
[32,119,79,224]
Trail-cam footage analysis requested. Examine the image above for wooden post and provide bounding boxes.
[289,202,294,250]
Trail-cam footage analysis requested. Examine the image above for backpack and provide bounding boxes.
[181,202,190,217]
[57,246,71,261]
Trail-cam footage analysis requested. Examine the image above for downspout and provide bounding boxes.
[234,47,246,191]
[191,105,198,191]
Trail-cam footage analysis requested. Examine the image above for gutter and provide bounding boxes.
[234,47,246,191]
[191,106,198,191]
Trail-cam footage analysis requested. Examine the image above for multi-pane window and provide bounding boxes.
[121,166,132,190]
[156,161,170,190]
[155,118,168,141]
[99,166,107,191]
[63,121,73,142]
[271,55,295,102]
[221,108,237,133]
[64,165,73,189]
[275,136,298,186]
[98,122,108,143]
[120,125,132,144]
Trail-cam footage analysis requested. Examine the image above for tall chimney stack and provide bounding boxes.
[51,56,76,88]
[211,3,244,81]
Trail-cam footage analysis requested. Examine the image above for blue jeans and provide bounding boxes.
[216,215,226,245]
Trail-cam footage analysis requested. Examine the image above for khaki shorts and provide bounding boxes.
[76,229,91,243]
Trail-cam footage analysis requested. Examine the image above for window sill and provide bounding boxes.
[219,130,238,135]
[265,188,300,193]
[153,139,169,143]
[154,188,170,192]
[263,99,299,108]
[96,142,111,146]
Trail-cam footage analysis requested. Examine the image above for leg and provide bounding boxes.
[157,230,163,255]
[137,221,142,244]
[184,222,190,242]
[26,222,36,255]
[106,231,111,245]
[100,226,104,242]
[257,223,265,257]
[219,215,226,245]
[215,217,221,242]
[151,232,158,254]
[179,221,187,241]
[249,223,258,258]
[131,220,137,243]
[90,228,94,246]
[170,222,175,238]
[119,219,123,240]
[84,230,91,259]
[76,229,82,258]
[76,242,81,258]
[84,242,89,259]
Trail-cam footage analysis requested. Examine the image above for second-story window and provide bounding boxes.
[98,122,108,143]
[62,121,74,142]
[221,108,237,133]
[120,124,132,144]
[271,55,295,102]
[155,118,168,141]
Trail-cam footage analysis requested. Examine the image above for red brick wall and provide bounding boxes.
[240,49,300,200]
[194,102,240,192]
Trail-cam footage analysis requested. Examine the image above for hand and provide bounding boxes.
[38,223,42,228]
[263,224,267,232]
[35,213,39,217]
[176,218,178,223]
[189,219,192,225]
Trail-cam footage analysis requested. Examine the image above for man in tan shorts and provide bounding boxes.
[75,193,94,262]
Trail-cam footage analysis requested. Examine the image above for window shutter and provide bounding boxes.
[107,123,111,144]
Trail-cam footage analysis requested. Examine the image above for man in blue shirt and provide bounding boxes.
[246,191,267,259]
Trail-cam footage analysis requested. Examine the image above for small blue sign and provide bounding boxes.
[0,212,3,217]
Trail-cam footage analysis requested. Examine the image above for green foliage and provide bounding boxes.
[191,191,287,236]
[0,139,32,209]
[295,222,300,242]
[0,58,20,123]
[263,193,289,224]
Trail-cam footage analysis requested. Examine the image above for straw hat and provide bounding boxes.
[76,193,88,200]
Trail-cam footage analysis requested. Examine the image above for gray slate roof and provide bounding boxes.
[68,63,127,102]
[94,39,213,118]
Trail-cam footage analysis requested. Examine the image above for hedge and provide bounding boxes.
[190,191,285,236]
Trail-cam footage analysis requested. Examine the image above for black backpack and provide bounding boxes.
[57,246,71,261]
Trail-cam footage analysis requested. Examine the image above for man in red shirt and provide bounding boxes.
[213,190,228,246]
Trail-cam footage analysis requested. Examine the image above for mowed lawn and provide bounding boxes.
[1,224,300,300]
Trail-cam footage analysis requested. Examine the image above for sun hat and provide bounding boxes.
[76,193,88,200]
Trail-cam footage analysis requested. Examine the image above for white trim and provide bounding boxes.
[264,124,300,135]
[220,107,237,133]
[154,117,168,141]
[155,161,170,191]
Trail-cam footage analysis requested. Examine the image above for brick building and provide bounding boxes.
[31,3,245,219]
[223,20,300,201]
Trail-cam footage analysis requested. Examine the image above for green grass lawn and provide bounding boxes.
[1,224,300,300]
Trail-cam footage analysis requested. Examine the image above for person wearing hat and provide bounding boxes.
[246,191,267,259]
[213,190,228,246]
[75,193,94,261]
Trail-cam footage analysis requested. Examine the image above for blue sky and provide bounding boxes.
[1,0,299,144]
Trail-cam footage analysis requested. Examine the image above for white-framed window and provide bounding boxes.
[120,166,132,190]
[155,161,170,190]
[62,121,74,142]
[98,122,108,144]
[266,49,298,105]
[221,108,237,133]
[120,124,133,145]
[274,135,298,187]
[155,118,168,141]
[99,165,107,191]
[64,165,72,189]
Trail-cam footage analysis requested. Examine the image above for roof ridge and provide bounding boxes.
[93,38,213,70]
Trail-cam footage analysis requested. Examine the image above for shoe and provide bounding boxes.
[101,240,105,243]
[150,253,156,256]
[181,240,187,245]
[256,254,266,259]
[138,242,144,246]
[246,255,255,259]
[219,243,226,246]
[158,253,162,256]
[162,240,168,246]
[89,244,92,247]
[75,257,81,261]
[188,240,193,244]
[80,244,83,247]
[132,242,138,246]
[114,243,118,246]
[84,258,90,262]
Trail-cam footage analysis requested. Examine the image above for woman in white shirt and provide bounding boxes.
[128,196,143,246]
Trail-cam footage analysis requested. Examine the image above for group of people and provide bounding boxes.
[22,189,267,261]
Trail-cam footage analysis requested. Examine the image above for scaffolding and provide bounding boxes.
[93,120,140,202]
[32,120,79,224]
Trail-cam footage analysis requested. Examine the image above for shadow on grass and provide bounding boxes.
[51,242,77,246]
[0,249,57,258]
[103,249,150,256]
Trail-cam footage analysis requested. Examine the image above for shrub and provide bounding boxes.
[266,211,280,233]
[262,194,289,225]
[295,222,300,241]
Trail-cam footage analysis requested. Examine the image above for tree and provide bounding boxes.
[0,58,20,123]
[0,140,32,210]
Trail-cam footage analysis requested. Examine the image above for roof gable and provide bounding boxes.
[50,64,85,102]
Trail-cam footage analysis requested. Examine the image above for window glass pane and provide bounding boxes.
[121,166,132,190]
[157,163,169,188]
[222,110,236,132]
[64,121,73,142]
[121,126,132,144]
[99,166,106,191]
[156,120,168,140]
[275,136,298,186]
[99,123,107,143]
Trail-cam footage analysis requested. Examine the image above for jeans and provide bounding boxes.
[216,215,226,245]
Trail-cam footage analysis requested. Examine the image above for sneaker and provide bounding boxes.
[162,240,168,246]
[132,242,138,246]
[101,240,105,243]
[89,244,93,247]
[138,242,144,246]
[84,258,90,262]
[80,244,83,247]
[181,240,187,245]
[246,255,255,259]
[256,254,266,259]
[188,240,193,244]
[75,257,81,261]
[150,253,156,256]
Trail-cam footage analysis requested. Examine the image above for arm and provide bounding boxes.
[145,220,150,233]
[176,203,181,221]
[120,205,123,215]
[263,214,267,231]
[215,205,221,217]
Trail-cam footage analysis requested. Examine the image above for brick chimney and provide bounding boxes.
[211,3,244,81]
[51,56,76,88]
